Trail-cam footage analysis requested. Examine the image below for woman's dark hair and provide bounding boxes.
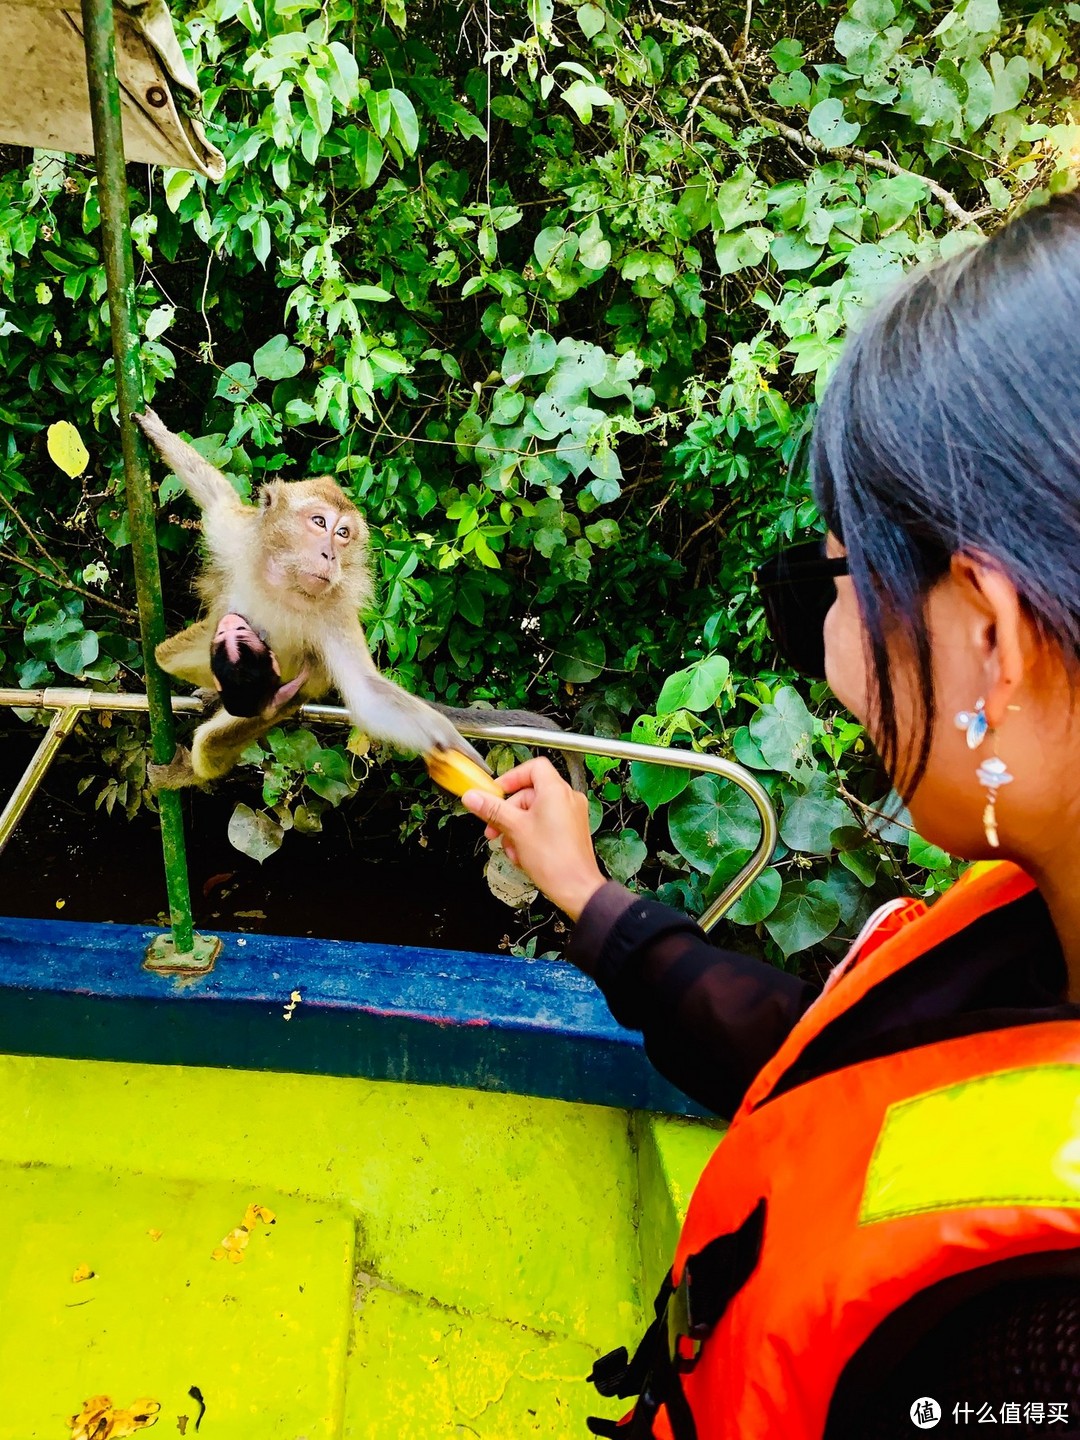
[811,189,1080,793]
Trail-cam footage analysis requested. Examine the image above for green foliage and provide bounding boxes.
[225,723,368,858]
[0,0,1075,960]
[641,673,961,963]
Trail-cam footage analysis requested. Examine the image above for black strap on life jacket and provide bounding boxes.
[585,1199,767,1439]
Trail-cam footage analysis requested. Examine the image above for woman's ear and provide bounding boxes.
[949,552,1029,726]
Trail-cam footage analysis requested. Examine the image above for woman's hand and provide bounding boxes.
[461,757,606,922]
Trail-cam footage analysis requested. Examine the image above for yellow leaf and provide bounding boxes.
[71,1263,95,1283]
[47,420,90,479]
[71,1397,160,1439]
[244,1202,276,1228]
[346,728,371,757]
[123,1400,160,1430]
[71,1394,111,1421]
[147,1229,163,1241]
[69,1396,114,1439]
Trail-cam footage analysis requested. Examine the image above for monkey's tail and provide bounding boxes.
[435,706,587,792]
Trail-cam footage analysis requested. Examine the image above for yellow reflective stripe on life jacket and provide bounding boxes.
[860,1065,1080,1224]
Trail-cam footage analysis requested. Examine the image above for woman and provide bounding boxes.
[463,191,1080,1438]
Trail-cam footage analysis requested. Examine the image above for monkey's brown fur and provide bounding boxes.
[138,410,583,789]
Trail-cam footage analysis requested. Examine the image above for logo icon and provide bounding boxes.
[911,1398,942,1429]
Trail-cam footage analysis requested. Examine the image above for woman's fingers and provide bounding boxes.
[492,756,563,795]
[462,782,534,829]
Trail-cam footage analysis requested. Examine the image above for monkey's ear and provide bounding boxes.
[258,485,275,511]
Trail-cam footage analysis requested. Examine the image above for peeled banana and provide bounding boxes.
[425,746,506,800]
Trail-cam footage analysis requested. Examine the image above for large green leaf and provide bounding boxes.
[817,864,871,927]
[807,98,861,148]
[713,166,768,231]
[388,89,420,155]
[668,776,763,874]
[228,803,285,862]
[713,227,771,277]
[749,687,817,781]
[349,129,385,187]
[779,776,851,855]
[253,333,305,381]
[305,748,355,804]
[629,762,690,813]
[596,827,648,882]
[656,656,730,714]
[553,631,606,683]
[535,226,573,272]
[764,880,841,957]
[908,832,953,871]
[724,865,783,926]
[54,627,99,676]
[577,2,605,38]
[366,88,393,137]
[987,54,1029,116]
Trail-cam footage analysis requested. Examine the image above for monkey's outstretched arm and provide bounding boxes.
[136,409,246,520]
[322,622,489,771]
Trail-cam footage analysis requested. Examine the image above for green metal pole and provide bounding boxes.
[80,0,199,959]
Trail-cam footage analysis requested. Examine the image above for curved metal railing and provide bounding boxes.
[0,687,777,933]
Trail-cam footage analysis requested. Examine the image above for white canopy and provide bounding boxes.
[0,0,225,177]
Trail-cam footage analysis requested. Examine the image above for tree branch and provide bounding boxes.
[658,17,983,231]
[0,489,65,571]
[683,73,732,135]
[0,545,136,620]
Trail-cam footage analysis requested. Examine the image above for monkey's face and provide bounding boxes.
[292,499,357,595]
[260,478,366,600]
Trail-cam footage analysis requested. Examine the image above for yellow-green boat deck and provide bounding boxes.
[0,1055,720,1436]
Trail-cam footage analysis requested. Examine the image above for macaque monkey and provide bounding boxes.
[136,409,583,789]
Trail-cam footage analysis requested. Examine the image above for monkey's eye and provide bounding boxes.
[336,526,351,540]
[311,514,327,529]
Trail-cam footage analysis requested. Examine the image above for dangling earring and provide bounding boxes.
[955,699,1014,848]
[954,697,988,750]
[976,745,1013,849]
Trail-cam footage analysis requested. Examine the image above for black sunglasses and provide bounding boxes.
[755,540,849,680]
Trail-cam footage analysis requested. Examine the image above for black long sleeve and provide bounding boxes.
[567,883,818,1118]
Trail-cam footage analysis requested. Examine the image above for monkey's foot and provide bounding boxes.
[148,745,201,790]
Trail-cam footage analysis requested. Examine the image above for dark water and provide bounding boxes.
[0,720,565,955]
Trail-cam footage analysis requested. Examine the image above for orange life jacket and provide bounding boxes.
[587,862,1080,1440]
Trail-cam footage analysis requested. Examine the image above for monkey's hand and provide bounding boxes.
[210,613,308,719]
[263,666,310,718]
[391,693,491,772]
[133,407,169,448]
[148,745,200,790]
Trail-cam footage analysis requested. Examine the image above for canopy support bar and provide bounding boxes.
[0,707,80,857]
[80,0,196,955]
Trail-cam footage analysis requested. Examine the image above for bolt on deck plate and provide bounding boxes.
[144,932,221,976]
